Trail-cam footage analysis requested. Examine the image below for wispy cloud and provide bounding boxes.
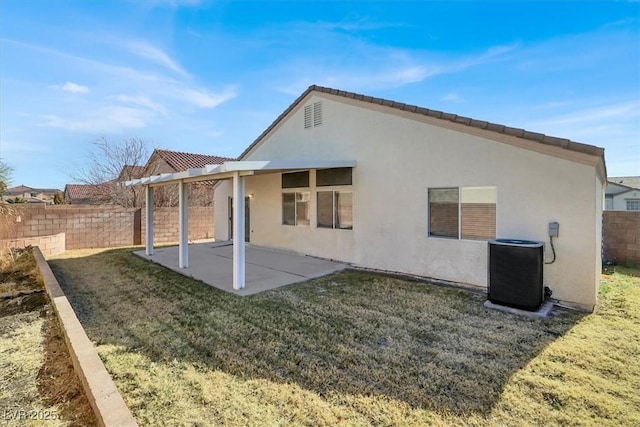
[441,92,466,103]
[177,87,237,108]
[3,37,236,136]
[42,106,157,133]
[120,40,189,76]
[108,94,166,114]
[49,81,89,94]
[275,42,517,95]
[517,99,640,160]
[1,139,52,154]
[537,100,640,126]
[314,17,406,32]
[137,0,203,7]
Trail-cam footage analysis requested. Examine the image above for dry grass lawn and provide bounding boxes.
[49,248,640,426]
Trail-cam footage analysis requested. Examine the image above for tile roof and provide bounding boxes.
[239,85,606,171]
[608,176,640,189]
[120,165,146,180]
[64,183,113,200]
[154,149,234,172]
[6,185,60,195]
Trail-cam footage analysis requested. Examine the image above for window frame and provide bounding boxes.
[626,199,640,211]
[282,170,310,189]
[316,187,353,230]
[282,191,310,226]
[427,186,497,241]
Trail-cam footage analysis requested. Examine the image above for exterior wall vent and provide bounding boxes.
[303,101,323,129]
[304,105,312,129]
[313,101,322,127]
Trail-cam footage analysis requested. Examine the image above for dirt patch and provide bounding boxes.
[0,247,42,294]
[0,247,96,426]
[38,307,96,426]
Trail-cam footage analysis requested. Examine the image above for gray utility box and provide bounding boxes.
[488,239,544,311]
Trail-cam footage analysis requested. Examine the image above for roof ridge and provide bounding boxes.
[155,148,234,160]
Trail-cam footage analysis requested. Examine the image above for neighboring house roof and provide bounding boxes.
[608,176,640,190]
[152,149,233,172]
[6,185,59,196]
[119,165,146,180]
[239,85,606,178]
[64,183,112,201]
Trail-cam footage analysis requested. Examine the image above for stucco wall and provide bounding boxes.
[215,93,603,310]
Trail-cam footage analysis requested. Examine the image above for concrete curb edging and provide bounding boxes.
[33,247,138,427]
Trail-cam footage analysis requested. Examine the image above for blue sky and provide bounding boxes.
[1,1,638,190]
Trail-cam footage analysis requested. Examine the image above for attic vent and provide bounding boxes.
[303,101,323,129]
[313,101,322,127]
[304,105,312,129]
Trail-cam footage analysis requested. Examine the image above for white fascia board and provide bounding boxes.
[141,176,158,185]
[174,168,206,180]
[204,164,224,174]
[127,159,356,187]
[223,160,356,172]
[123,178,142,187]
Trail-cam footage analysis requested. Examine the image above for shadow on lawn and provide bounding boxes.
[49,248,585,416]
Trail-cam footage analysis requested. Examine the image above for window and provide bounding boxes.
[317,191,352,229]
[282,171,309,189]
[428,188,459,238]
[627,199,640,211]
[428,186,496,240]
[317,168,352,186]
[282,171,310,226]
[461,187,497,240]
[283,192,310,226]
[303,102,322,129]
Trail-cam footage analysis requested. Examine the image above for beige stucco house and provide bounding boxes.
[213,86,605,311]
[128,85,606,311]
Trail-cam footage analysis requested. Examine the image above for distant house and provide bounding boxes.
[64,152,231,206]
[3,185,60,204]
[142,149,233,206]
[144,149,232,176]
[606,176,640,211]
[118,165,146,182]
[64,182,114,204]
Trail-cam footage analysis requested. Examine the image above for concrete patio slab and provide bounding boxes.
[133,242,347,296]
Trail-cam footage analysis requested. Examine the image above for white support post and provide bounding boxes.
[232,172,245,290]
[145,186,154,256]
[179,181,189,268]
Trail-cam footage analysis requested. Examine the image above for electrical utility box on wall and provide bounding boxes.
[488,239,544,311]
[548,222,559,237]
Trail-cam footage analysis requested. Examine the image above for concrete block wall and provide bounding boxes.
[603,211,640,266]
[0,232,66,257]
[0,205,215,250]
[141,207,214,244]
[0,205,138,250]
